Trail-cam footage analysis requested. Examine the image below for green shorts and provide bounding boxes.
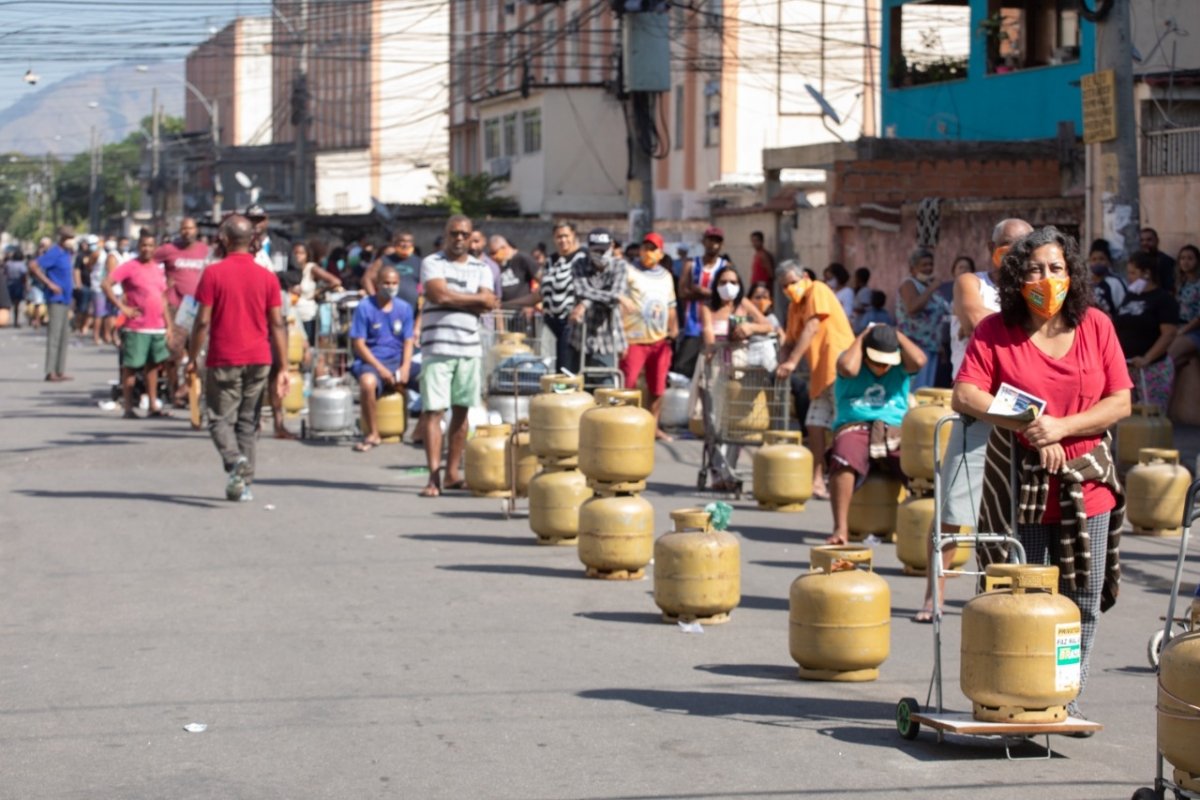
[122,331,169,369]
[419,355,481,412]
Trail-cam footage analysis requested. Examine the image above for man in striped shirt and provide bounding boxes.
[418,215,500,498]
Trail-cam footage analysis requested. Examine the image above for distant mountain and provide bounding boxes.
[0,62,185,158]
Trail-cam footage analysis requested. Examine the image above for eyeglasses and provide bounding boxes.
[447,230,471,239]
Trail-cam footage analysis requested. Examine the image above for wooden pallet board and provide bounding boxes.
[911,712,1102,736]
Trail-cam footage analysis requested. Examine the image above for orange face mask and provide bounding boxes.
[1021,276,1070,319]
[752,297,772,315]
[785,279,811,305]
[992,245,1010,269]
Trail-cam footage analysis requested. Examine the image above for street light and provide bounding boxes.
[135,64,222,220]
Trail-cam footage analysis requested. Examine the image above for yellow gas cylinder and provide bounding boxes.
[187,373,202,429]
[961,564,1081,723]
[1117,404,1174,467]
[653,508,740,624]
[899,387,954,488]
[847,473,905,541]
[579,388,656,488]
[528,465,593,545]
[465,424,512,498]
[894,497,969,576]
[489,331,532,363]
[1159,631,1200,794]
[577,492,655,580]
[1126,448,1190,536]
[724,374,770,439]
[789,545,891,681]
[529,374,594,464]
[287,323,305,366]
[752,430,814,511]
[505,424,539,498]
[372,392,407,441]
[283,368,305,413]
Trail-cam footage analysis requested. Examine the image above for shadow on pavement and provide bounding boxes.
[405,532,532,547]
[438,563,582,580]
[578,687,895,723]
[822,723,1069,761]
[749,559,805,570]
[693,663,798,682]
[434,509,513,522]
[738,593,789,611]
[255,477,393,493]
[574,611,663,625]
[15,489,221,509]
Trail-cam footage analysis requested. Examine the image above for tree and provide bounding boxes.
[427,170,518,218]
[0,153,55,240]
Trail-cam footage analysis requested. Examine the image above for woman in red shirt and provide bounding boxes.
[953,226,1132,725]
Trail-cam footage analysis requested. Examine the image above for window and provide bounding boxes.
[503,112,518,156]
[674,85,684,150]
[484,118,501,160]
[566,13,580,74]
[981,0,1081,75]
[522,109,541,154]
[543,19,557,82]
[888,0,969,88]
[704,81,719,147]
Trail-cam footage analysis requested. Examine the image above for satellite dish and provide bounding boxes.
[805,84,842,126]
[234,171,253,189]
[250,187,261,203]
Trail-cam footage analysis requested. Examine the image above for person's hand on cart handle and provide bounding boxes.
[775,361,796,380]
[569,302,586,324]
[1023,414,1068,447]
[275,369,291,402]
[1037,442,1066,473]
[1128,355,1148,370]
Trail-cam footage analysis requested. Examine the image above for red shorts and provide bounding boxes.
[620,339,672,397]
[825,423,902,489]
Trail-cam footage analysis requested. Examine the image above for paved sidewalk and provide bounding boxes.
[0,327,1191,799]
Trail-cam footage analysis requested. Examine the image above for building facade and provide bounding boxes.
[186,17,274,148]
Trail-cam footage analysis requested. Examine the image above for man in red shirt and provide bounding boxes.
[188,215,289,502]
[749,230,775,290]
[102,231,170,419]
[155,217,210,405]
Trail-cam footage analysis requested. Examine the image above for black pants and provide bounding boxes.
[544,315,579,375]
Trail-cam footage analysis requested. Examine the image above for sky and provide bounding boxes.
[0,0,271,113]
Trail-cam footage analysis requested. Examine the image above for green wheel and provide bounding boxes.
[1130,788,1159,800]
[896,697,921,741]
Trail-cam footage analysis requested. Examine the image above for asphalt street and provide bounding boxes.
[1,327,1191,800]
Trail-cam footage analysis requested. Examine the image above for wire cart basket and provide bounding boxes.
[313,290,361,378]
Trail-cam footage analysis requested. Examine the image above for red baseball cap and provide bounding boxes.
[703,225,724,241]
[643,232,664,250]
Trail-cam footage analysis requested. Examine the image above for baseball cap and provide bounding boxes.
[643,232,664,250]
[863,324,901,366]
[587,227,612,250]
[703,225,724,241]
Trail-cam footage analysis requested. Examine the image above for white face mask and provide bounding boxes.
[717,283,740,302]
[1128,278,1148,294]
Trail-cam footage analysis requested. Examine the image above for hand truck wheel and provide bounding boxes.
[896,697,921,741]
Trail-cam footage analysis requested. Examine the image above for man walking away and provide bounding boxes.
[188,215,290,502]
[27,225,77,382]
[418,215,499,497]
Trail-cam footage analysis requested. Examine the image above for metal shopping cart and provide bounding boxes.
[481,310,553,424]
[313,290,361,378]
[694,339,789,497]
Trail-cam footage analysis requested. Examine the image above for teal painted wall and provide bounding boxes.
[881,0,1094,141]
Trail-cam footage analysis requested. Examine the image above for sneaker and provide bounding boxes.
[225,455,249,501]
[238,486,254,503]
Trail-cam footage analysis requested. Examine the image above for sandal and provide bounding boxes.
[912,608,941,624]
[122,410,139,420]
[353,439,380,453]
[443,478,467,491]
[148,409,172,418]
[825,534,849,546]
[419,473,442,498]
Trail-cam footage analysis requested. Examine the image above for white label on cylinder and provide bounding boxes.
[1055,621,1082,693]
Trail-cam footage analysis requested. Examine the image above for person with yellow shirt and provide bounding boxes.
[620,232,678,440]
[775,262,857,499]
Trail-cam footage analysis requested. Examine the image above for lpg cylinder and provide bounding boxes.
[579,389,656,487]
[847,473,905,541]
[505,425,539,498]
[287,323,305,366]
[789,545,890,681]
[1117,404,1174,467]
[529,374,593,462]
[894,497,969,575]
[310,378,354,433]
[653,508,740,624]
[752,430,814,511]
[723,376,770,439]
[283,368,305,414]
[465,424,512,497]
[1126,448,1190,536]
[659,385,690,430]
[577,492,655,579]
[372,392,407,440]
[899,388,954,487]
[187,373,202,429]
[961,564,1081,723]
[489,331,532,364]
[528,465,593,545]
[1159,631,1200,794]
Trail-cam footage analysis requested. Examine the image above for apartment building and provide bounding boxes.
[449,0,880,220]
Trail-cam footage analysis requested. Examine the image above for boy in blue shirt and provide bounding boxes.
[350,265,415,451]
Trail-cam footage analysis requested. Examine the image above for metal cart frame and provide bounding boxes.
[894,415,1102,757]
[1132,477,1200,800]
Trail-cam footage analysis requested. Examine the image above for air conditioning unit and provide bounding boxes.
[489,157,512,179]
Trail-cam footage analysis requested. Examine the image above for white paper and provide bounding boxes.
[987,382,1046,419]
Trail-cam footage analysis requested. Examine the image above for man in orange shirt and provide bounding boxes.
[775,262,856,498]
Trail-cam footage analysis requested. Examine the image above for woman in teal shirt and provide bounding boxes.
[827,324,926,544]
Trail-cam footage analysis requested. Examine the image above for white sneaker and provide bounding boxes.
[225,455,249,501]
[239,486,254,503]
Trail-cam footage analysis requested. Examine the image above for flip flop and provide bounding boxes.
[825,535,849,545]
[122,410,139,420]
[148,409,172,418]
[353,440,379,453]
[811,487,830,501]
[443,479,467,491]
[274,428,298,441]
[912,609,941,624]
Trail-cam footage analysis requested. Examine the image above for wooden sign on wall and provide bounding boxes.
[1082,70,1117,144]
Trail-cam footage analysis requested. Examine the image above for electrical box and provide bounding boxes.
[622,12,671,93]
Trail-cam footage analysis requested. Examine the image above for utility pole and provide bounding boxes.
[88,126,98,232]
[151,87,161,236]
[620,4,670,245]
[211,100,222,220]
[292,0,310,236]
[1095,0,1139,261]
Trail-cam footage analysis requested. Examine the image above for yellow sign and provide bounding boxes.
[1082,70,1117,144]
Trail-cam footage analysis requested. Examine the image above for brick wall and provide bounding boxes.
[832,157,1062,207]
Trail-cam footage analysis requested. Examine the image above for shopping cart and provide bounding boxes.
[313,290,360,377]
[695,339,789,497]
[481,310,553,423]
[894,415,1102,756]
